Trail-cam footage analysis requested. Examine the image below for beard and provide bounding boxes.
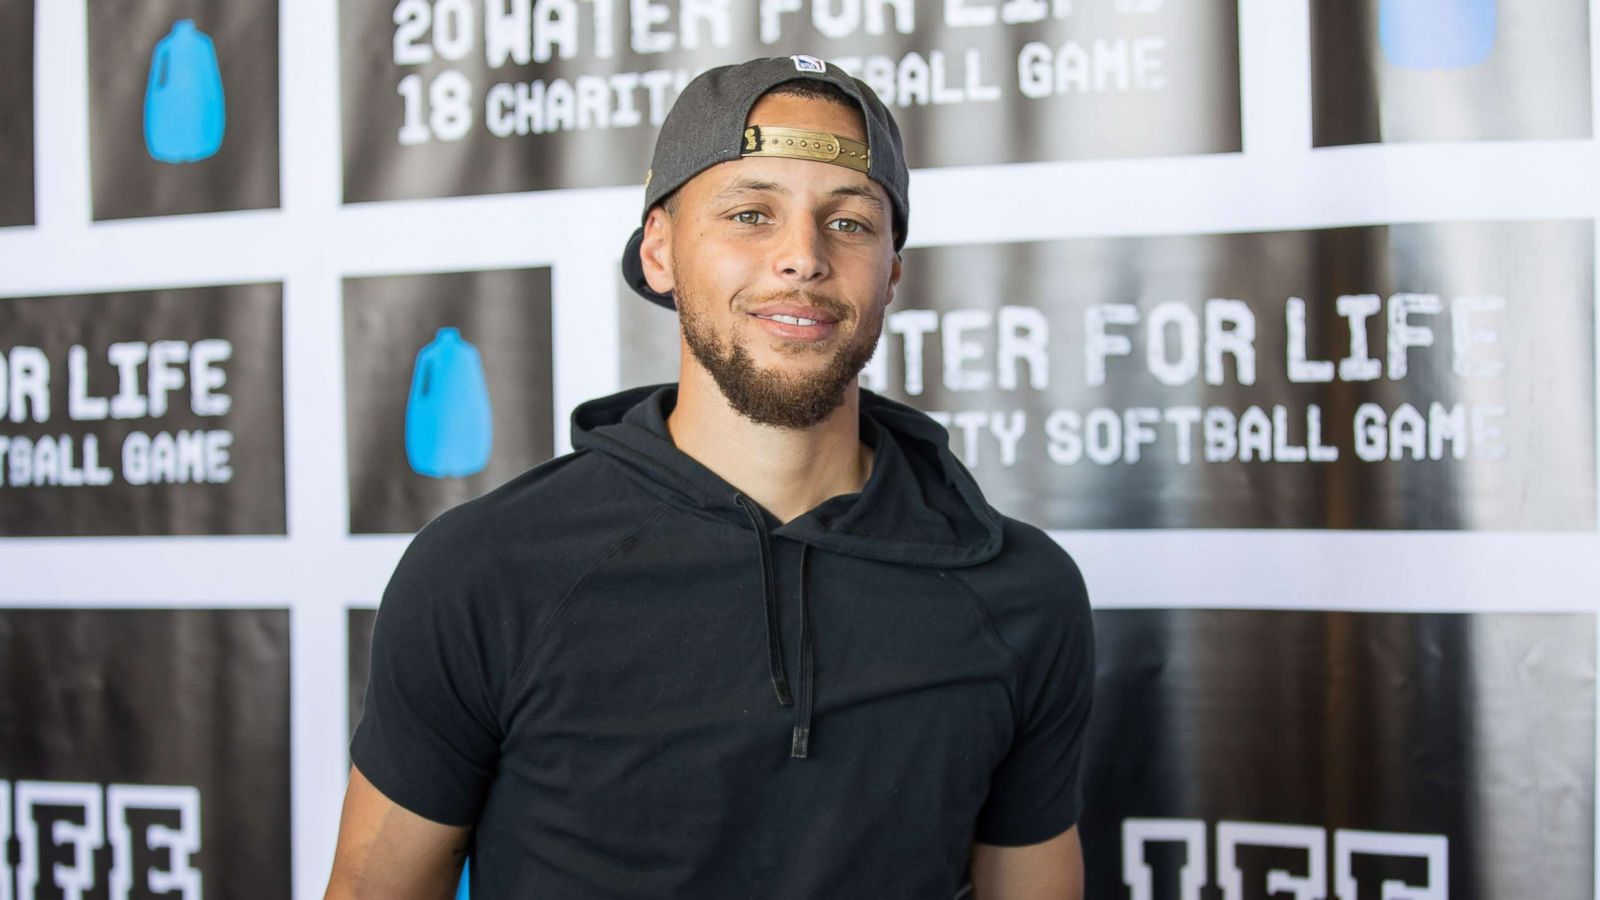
[675,279,885,431]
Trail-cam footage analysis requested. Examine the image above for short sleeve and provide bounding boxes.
[351,513,504,827]
[972,555,1095,846]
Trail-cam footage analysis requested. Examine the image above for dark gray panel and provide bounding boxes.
[0,0,34,227]
[621,220,1596,529]
[0,608,293,900]
[0,284,287,536]
[1312,0,1592,146]
[348,606,377,742]
[88,0,281,219]
[1082,608,1596,900]
[341,0,1242,202]
[343,267,555,534]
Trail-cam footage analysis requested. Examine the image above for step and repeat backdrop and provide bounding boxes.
[3,1,1598,898]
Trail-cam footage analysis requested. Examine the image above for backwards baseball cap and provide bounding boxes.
[621,55,910,310]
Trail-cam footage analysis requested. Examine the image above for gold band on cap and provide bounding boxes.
[741,125,870,173]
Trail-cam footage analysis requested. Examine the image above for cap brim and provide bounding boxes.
[621,226,677,310]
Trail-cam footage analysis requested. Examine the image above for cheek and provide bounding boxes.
[846,251,898,295]
[684,232,763,295]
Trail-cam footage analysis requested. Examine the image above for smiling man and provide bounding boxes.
[327,56,1094,900]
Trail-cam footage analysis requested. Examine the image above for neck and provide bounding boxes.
[666,359,874,526]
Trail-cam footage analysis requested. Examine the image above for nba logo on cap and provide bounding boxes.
[791,54,827,74]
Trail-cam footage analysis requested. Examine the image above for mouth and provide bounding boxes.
[753,312,827,326]
[745,302,844,343]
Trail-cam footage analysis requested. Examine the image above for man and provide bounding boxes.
[327,55,1094,899]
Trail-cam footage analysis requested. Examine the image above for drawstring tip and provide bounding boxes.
[790,726,810,759]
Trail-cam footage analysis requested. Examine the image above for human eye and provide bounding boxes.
[827,217,869,234]
[731,210,768,226]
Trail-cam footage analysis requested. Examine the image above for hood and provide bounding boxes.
[571,383,1004,568]
[569,383,1005,762]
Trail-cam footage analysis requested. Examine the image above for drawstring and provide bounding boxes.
[734,493,815,760]
[791,542,813,759]
[736,494,792,706]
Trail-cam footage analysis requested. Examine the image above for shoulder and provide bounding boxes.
[959,514,1090,617]
[384,448,669,638]
[407,448,665,577]
[947,515,1093,669]
[997,515,1087,589]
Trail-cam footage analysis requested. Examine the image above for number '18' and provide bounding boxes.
[398,71,473,144]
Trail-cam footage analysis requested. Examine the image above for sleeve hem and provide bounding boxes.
[971,801,1082,848]
[350,737,480,828]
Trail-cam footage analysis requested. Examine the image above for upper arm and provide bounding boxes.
[969,545,1096,846]
[334,517,506,897]
[325,764,470,900]
[349,514,505,826]
[969,825,1084,900]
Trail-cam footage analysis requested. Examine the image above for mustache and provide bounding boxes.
[737,289,854,321]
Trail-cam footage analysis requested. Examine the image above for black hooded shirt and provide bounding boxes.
[352,383,1095,898]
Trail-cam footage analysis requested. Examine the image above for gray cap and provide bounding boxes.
[621,55,910,310]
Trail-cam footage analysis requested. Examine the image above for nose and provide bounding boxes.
[771,217,830,285]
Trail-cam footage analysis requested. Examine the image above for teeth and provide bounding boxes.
[763,314,820,326]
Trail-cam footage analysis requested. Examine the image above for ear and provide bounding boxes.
[639,206,676,296]
[885,251,902,306]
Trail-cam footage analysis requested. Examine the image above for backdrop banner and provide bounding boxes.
[0,608,292,900]
[0,0,33,228]
[624,219,1596,529]
[1083,609,1596,900]
[0,283,286,537]
[343,266,555,534]
[340,0,1241,202]
[5,3,1600,898]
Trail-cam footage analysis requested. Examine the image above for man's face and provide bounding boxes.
[641,91,902,430]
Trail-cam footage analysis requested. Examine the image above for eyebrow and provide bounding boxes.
[712,178,887,214]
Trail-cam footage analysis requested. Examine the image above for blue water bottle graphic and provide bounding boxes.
[144,19,226,163]
[1379,0,1497,69]
[405,327,493,479]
